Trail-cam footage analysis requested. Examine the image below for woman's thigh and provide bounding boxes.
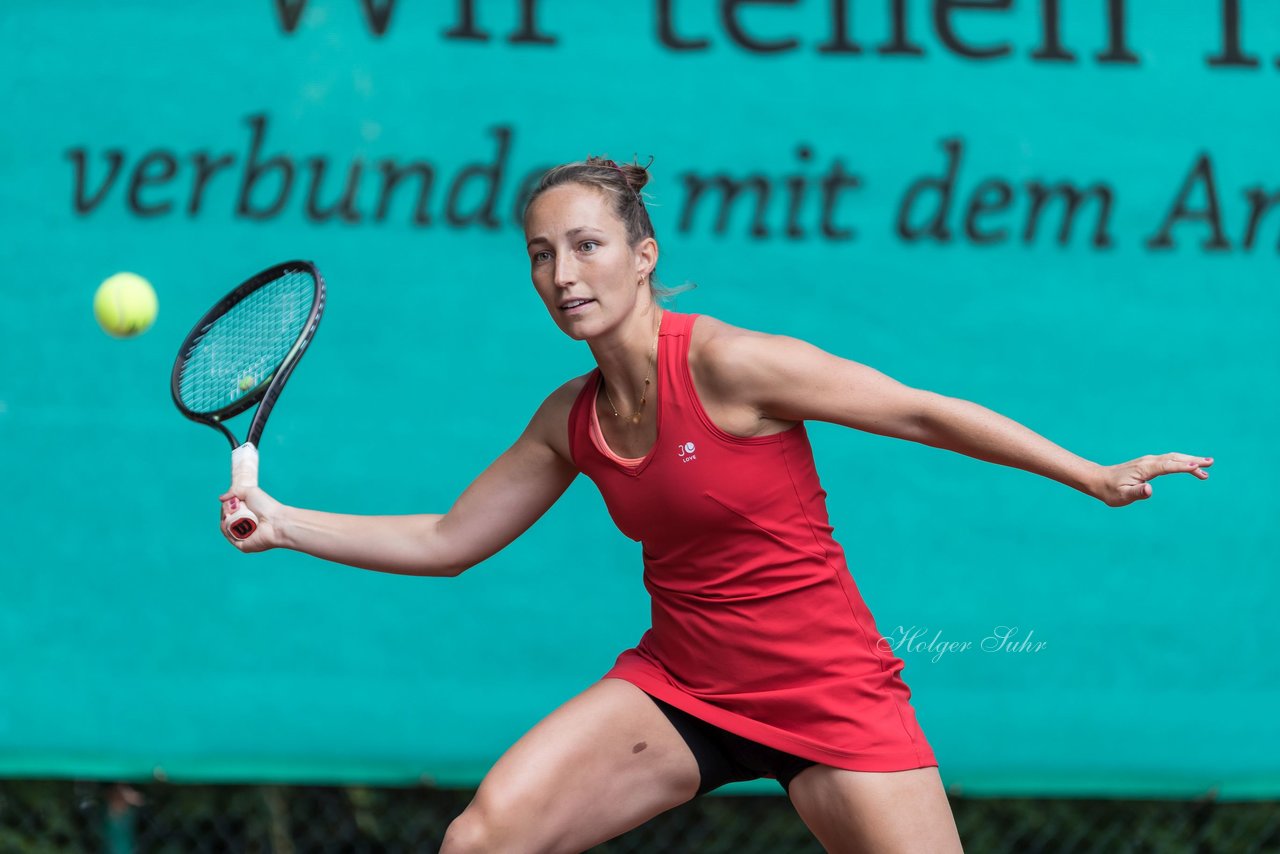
[441,677,701,854]
[787,764,963,854]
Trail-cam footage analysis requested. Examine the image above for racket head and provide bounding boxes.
[171,259,325,445]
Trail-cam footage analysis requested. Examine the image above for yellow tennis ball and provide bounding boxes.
[239,375,256,392]
[94,272,158,338]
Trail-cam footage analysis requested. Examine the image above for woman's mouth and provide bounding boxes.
[561,299,595,315]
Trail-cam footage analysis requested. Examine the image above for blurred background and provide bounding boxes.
[1,1,1276,851]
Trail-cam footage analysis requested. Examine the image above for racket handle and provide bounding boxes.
[227,442,260,541]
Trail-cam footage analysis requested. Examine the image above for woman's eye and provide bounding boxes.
[533,251,551,263]
[580,241,598,252]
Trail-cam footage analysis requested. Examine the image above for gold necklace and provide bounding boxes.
[603,311,662,425]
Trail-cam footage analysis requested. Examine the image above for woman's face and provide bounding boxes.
[525,184,656,340]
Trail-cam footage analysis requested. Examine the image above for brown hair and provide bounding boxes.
[522,155,696,305]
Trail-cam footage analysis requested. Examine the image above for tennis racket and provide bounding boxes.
[170,259,325,540]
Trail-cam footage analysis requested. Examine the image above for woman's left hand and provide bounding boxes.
[1093,453,1213,507]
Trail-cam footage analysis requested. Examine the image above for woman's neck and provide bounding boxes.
[589,306,664,420]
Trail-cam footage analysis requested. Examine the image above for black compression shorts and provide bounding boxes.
[646,693,818,797]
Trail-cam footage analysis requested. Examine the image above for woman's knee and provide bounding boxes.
[441,777,557,854]
[440,805,506,854]
[442,793,573,854]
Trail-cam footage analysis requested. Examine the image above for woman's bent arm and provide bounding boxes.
[221,387,579,575]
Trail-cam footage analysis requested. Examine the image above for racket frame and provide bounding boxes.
[170,259,326,450]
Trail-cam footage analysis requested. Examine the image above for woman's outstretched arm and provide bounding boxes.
[217,384,580,575]
[706,329,1211,508]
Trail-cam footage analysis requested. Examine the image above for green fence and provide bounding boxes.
[4,781,1280,853]
[1,0,1274,802]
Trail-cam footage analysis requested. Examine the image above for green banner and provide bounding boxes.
[0,1,1273,798]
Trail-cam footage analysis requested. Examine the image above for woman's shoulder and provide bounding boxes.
[687,312,777,377]
[685,312,804,437]
[527,371,595,464]
[554,370,595,403]
[535,372,594,425]
[688,311,773,342]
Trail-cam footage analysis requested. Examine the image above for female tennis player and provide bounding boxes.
[220,156,1212,853]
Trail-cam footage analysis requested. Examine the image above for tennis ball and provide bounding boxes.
[94,272,157,338]
[238,375,256,392]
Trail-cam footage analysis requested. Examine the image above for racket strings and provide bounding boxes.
[177,270,316,414]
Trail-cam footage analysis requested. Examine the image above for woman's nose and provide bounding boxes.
[554,256,577,286]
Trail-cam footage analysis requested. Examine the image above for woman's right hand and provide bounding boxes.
[218,486,287,553]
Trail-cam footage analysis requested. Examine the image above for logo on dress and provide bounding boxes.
[677,441,697,463]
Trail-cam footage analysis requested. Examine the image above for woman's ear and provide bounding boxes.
[637,236,659,278]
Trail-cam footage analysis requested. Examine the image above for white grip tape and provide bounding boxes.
[231,442,259,490]
[227,442,260,540]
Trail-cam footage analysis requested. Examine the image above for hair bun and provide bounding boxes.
[586,154,653,194]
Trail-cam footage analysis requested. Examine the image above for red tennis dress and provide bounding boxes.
[567,311,937,773]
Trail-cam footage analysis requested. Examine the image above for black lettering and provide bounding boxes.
[1023,180,1114,247]
[273,0,309,33]
[897,137,963,243]
[784,145,812,238]
[1029,0,1140,63]
[444,0,555,44]
[1146,154,1231,250]
[963,179,1013,243]
[819,159,860,240]
[376,160,436,224]
[189,152,236,216]
[1029,0,1072,62]
[237,114,295,221]
[934,0,1012,60]
[446,125,512,228]
[1241,185,1280,250]
[510,0,555,44]
[1097,0,1138,64]
[1207,0,1258,68]
[305,158,364,223]
[444,0,488,41]
[679,172,772,237]
[879,0,924,57]
[817,0,860,55]
[358,0,398,37]
[65,148,125,215]
[722,0,799,54]
[657,0,711,51]
[127,150,178,217]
